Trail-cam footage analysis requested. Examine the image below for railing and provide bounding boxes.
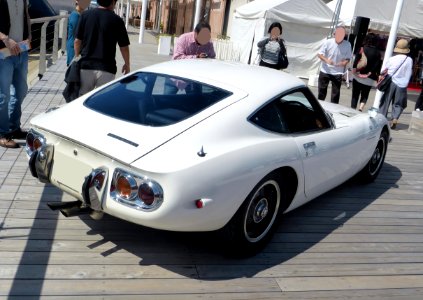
[213,39,241,62]
[28,15,240,80]
[30,15,68,78]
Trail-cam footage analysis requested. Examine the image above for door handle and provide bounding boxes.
[303,141,316,149]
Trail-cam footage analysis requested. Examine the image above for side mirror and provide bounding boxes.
[325,111,336,128]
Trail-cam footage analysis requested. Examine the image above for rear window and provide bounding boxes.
[84,72,232,126]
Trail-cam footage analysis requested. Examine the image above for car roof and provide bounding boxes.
[141,59,305,95]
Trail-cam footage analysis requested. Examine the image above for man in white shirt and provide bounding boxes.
[378,39,413,129]
[317,27,352,104]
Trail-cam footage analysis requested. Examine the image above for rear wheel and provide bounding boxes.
[221,173,286,256]
[359,130,389,183]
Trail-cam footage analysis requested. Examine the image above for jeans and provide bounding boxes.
[0,51,28,137]
[379,81,407,120]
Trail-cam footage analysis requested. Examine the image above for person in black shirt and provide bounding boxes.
[350,33,382,111]
[74,0,130,96]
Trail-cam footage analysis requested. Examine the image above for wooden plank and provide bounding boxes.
[0,264,197,279]
[266,242,423,253]
[276,275,423,292]
[3,251,423,266]
[197,263,423,278]
[2,262,423,280]
[0,278,282,296]
[2,289,423,300]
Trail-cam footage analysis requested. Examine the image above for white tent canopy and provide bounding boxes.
[328,0,423,38]
[230,0,337,78]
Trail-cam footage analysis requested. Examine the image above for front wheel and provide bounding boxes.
[220,173,286,256]
[359,130,389,183]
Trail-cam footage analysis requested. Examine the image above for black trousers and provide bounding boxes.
[415,88,423,110]
[318,71,343,104]
[351,79,372,109]
[259,60,279,70]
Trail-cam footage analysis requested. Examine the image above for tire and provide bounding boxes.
[359,130,389,183]
[220,173,286,256]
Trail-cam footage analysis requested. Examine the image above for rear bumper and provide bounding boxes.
[28,144,54,184]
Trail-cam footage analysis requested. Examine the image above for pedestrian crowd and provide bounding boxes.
[1,3,420,148]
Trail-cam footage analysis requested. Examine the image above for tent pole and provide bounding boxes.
[138,0,148,43]
[125,0,130,29]
[372,0,404,110]
[329,0,343,38]
[156,0,163,32]
[193,0,202,29]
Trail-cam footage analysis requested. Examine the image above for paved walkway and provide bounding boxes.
[1,27,423,299]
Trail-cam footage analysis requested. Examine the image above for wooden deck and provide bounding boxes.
[1,53,423,299]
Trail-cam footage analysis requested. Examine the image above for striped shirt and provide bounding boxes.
[260,39,280,65]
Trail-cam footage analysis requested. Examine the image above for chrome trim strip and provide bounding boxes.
[107,133,139,147]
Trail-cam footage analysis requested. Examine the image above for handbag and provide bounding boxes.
[376,56,407,92]
[277,39,289,70]
[376,73,392,92]
[356,50,367,71]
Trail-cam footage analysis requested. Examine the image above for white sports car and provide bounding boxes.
[26,60,390,254]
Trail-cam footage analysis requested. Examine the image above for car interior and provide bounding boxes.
[84,73,232,127]
[250,88,330,134]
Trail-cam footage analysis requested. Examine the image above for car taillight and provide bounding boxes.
[26,132,35,151]
[33,137,43,150]
[115,174,136,199]
[25,130,46,156]
[111,169,163,211]
[90,170,106,190]
[138,183,155,205]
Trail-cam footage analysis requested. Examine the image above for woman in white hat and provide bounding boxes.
[378,39,413,129]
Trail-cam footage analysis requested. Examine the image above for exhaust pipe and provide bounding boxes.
[60,205,93,217]
[47,200,93,217]
[47,200,82,210]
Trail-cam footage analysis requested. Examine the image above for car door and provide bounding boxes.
[276,88,364,201]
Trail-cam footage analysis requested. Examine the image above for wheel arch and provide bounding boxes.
[268,166,298,213]
[382,125,390,140]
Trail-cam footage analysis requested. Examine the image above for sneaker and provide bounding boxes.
[417,108,421,111]
[0,137,19,148]
[10,128,28,140]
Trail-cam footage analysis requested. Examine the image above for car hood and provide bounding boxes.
[30,93,247,164]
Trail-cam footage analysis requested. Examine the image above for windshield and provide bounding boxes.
[84,72,232,126]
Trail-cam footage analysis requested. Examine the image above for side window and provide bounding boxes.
[250,102,287,133]
[277,90,329,133]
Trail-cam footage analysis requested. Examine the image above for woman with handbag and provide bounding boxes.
[378,39,413,129]
[256,22,289,70]
[350,33,382,111]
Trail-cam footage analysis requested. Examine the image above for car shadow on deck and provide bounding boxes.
[69,162,402,280]
[4,161,401,300]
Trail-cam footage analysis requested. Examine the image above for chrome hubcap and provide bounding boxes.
[253,198,269,223]
[244,180,281,243]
